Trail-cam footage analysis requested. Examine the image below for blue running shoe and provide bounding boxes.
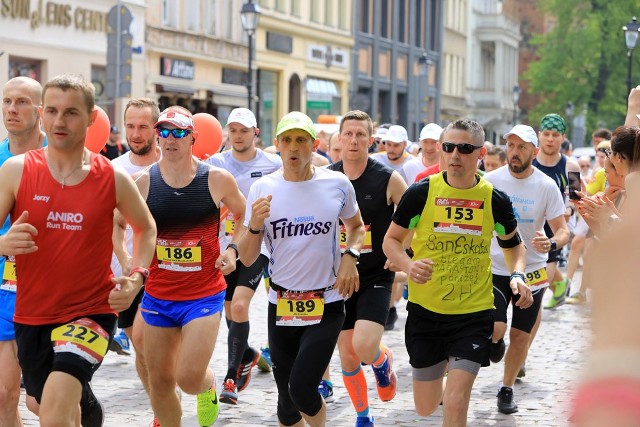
[108,329,131,356]
[355,415,375,427]
[257,346,272,372]
[318,379,334,403]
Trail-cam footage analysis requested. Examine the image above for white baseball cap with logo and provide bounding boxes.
[383,125,409,143]
[419,123,443,141]
[503,124,539,147]
[373,127,388,139]
[227,108,257,128]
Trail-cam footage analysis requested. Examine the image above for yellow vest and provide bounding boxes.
[409,173,497,314]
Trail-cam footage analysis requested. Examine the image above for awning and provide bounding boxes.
[155,84,195,96]
[305,78,339,99]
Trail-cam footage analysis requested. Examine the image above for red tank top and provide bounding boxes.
[13,149,117,325]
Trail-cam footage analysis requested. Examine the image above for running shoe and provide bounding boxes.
[567,291,587,305]
[384,307,398,331]
[355,415,375,427]
[236,347,261,392]
[257,346,272,372]
[489,338,506,364]
[545,280,567,309]
[318,379,334,403]
[149,418,161,427]
[219,378,238,405]
[108,329,131,356]
[371,346,397,401]
[80,382,104,427]
[497,386,518,414]
[196,385,219,427]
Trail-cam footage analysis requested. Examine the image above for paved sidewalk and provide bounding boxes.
[18,272,589,426]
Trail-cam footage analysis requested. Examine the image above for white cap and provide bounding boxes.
[503,124,539,147]
[227,108,257,128]
[373,127,388,139]
[383,125,409,143]
[419,123,443,141]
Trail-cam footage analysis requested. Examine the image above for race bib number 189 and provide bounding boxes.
[276,290,324,326]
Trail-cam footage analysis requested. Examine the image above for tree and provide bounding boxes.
[523,0,640,144]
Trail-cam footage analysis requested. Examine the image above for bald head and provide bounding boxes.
[4,76,42,105]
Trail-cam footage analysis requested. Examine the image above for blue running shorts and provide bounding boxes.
[140,291,225,328]
[0,289,16,341]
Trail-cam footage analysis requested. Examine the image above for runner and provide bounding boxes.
[239,111,365,426]
[207,107,281,405]
[0,76,47,427]
[0,73,156,426]
[137,107,246,427]
[484,125,569,414]
[383,119,532,426]
[328,110,407,427]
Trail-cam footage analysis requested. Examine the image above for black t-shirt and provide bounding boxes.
[101,143,128,160]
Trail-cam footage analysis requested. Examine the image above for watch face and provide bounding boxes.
[348,248,360,258]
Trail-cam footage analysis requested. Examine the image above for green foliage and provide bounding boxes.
[523,0,640,143]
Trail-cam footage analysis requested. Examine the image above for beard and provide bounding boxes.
[129,140,154,156]
[508,156,531,174]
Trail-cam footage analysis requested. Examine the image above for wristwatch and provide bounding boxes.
[226,243,239,258]
[344,247,361,261]
[549,239,557,252]
[130,267,150,286]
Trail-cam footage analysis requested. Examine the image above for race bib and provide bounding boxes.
[156,238,202,272]
[1,257,17,292]
[224,211,236,236]
[433,198,484,236]
[276,290,324,326]
[525,267,549,290]
[51,318,110,364]
[339,224,372,253]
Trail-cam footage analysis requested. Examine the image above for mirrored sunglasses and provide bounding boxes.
[157,127,191,139]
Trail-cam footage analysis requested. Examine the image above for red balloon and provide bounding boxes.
[85,106,110,153]
[193,113,223,160]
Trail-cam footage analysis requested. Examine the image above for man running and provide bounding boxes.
[137,107,246,427]
[0,73,156,426]
[0,76,47,427]
[207,107,281,404]
[328,110,407,427]
[239,111,365,426]
[484,125,570,414]
[383,119,532,426]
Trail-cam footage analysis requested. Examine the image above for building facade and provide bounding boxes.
[466,0,520,144]
[440,0,468,124]
[0,0,147,134]
[351,0,443,141]
[254,0,353,142]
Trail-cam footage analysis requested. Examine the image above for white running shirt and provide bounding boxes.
[207,149,282,251]
[484,166,566,280]
[245,167,359,304]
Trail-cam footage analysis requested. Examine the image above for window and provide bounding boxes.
[184,0,200,32]
[8,56,42,81]
[360,0,372,34]
[380,0,390,38]
[291,0,300,16]
[162,0,178,27]
[338,1,349,30]
[310,0,321,22]
[205,0,217,35]
[275,0,286,12]
[398,0,408,44]
[325,0,333,27]
[415,0,425,48]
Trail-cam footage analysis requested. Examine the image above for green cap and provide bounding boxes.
[275,111,316,139]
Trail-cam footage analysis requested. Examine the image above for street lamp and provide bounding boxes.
[623,16,640,96]
[241,0,260,112]
[511,85,520,125]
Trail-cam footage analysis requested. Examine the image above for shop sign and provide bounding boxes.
[160,57,195,80]
[1,0,107,32]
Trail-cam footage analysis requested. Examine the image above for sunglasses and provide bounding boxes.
[441,142,483,154]
[604,148,611,158]
[157,127,192,139]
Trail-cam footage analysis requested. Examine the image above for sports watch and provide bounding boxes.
[344,247,361,261]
